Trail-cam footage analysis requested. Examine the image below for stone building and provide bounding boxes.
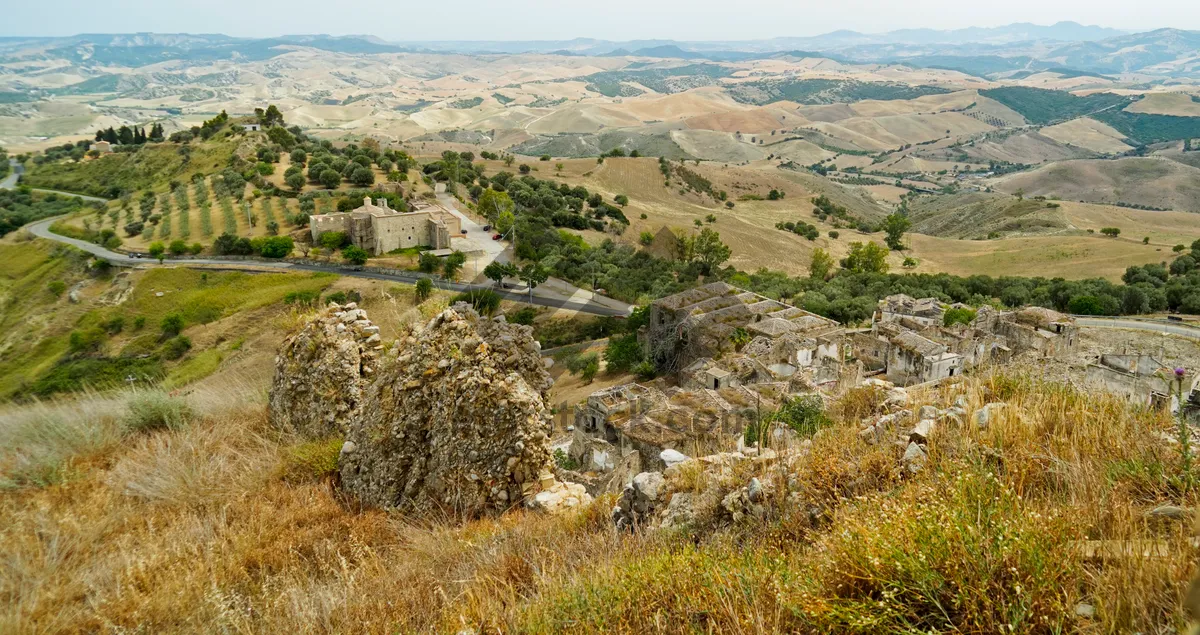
[641,282,843,375]
[1085,354,1173,407]
[92,141,113,154]
[309,197,460,255]
[885,330,964,385]
[876,294,944,327]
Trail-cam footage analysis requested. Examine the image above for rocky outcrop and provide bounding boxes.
[338,304,584,516]
[268,303,380,439]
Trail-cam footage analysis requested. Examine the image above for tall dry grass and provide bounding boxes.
[0,370,1195,633]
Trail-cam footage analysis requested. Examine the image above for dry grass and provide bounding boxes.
[0,371,1196,633]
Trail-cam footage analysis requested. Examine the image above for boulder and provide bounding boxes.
[918,405,939,421]
[338,304,559,516]
[975,402,1008,430]
[659,492,696,529]
[529,479,592,514]
[660,448,690,468]
[268,303,380,438]
[902,441,927,474]
[909,419,936,444]
[613,471,666,531]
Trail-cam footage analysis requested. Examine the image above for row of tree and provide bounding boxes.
[93,124,165,146]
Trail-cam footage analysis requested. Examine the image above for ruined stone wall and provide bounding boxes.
[339,305,559,515]
[309,213,351,243]
[268,304,380,439]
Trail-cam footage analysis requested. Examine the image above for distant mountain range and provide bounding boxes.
[1,23,1198,78]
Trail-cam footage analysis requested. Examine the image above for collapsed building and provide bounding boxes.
[569,283,847,494]
[852,294,1078,386]
[641,282,844,382]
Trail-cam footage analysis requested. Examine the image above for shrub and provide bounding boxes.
[284,289,321,307]
[68,328,106,354]
[160,313,185,337]
[258,235,293,258]
[451,289,502,316]
[341,245,369,265]
[161,335,192,360]
[47,280,66,297]
[415,277,433,302]
[509,306,537,325]
[943,307,977,327]
[102,316,125,334]
[168,239,188,255]
[123,390,194,434]
[324,289,362,306]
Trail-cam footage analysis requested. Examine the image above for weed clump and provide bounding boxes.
[278,438,343,484]
[123,390,194,434]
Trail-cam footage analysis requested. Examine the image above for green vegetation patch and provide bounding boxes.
[448,97,484,109]
[729,78,951,106]
[583,64,733,97]
[978,87,1133,126]
[22,138,235,199]
[0,189,91,237]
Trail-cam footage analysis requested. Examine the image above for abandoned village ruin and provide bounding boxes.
[265,281,1199,523]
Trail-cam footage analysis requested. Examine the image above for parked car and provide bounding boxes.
[492,233,502,240]
[482,224,492,231]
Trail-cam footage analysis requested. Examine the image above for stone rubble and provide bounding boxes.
[338,304,590,516]
[975,402,1008,430]
[612,471,665,531]
[268,303,380,439]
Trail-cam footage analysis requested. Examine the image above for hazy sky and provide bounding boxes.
[4,0,1199,40]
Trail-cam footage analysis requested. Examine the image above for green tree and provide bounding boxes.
[809,248,833,280]
[286,171,306,191]
[319,231,348,250]
[483,261,518,286]
[943,307,977,327]
[148,241,166,263]
[518,263,549,302]
[882,213,911,250]
[418,252,440,273]
[415,277,433,302]
[350,166,375,186]
[319,168,342,189]
[477,189,515,223]
[639,231,655,246]
[341,245,369,265]
[442,250,467,281]
[168,239,188,255]
[603,334,643,373]
[841,241,890,274]
[614,194,629,207]
[692,227,731,270]
[1100,227,1121,237]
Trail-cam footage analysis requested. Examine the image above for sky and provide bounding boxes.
[4,0,1199,41]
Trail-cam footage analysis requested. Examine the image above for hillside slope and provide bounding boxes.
[992,157,1200,212]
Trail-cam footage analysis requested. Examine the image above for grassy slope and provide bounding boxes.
[0,239,341,399]
[0,370,1192,631]
[20,138,236,199]
[992,157,1200,213]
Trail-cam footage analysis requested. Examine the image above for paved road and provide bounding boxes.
[1,159,20,190]
[1075,316,1200,341]
[25,216,632,317]
[1,159,109,202]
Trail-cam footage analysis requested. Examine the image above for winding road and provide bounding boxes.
[23,216,632,317]
[1074,316,1200,341]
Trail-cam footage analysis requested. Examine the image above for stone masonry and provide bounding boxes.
[268,303,380,439]
[338,304,588,516]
